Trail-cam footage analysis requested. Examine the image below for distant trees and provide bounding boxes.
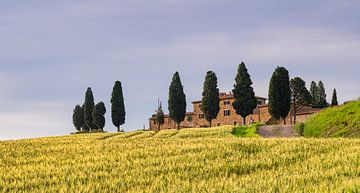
[201,71,220,127]
[154,100,165,131]
[331,89,338,106]
[72,105,84,131]
[268,66,291,124]
[111,81,126,132]
[92,102,106,131]
[232,62,257,125]
[83,88,96,131]
[310,81,328,108]
[168,72,187,130]
[289,77,311,124]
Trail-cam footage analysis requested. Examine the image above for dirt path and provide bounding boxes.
[257,125,298,138]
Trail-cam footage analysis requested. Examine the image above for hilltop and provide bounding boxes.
[1,126,359,192]
[304,100,360,137]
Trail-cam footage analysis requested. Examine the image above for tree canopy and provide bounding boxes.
[111,81,126,132]
[201,71,220,127]
[168,72,186,130]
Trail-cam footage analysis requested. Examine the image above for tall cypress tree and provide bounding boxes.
[310,81,319,106]
[111,81,126,132]
[232,62,257,125]
[290,77,311,124]
[92,102,106,131]
[331,88,338,106]
[72,105,84,132]
[268,66,291,124]
[154,100,165,131]
[318,81,327,108]
[83,87,96,131]
[81,104,90,132]
[201,71,220,127]
[168,72,186,130]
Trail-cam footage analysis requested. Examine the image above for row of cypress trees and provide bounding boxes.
[159,63,338,129]
[72,81,126,132]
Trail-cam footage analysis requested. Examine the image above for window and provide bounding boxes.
[199,114,205,119]
[224,110,231,116]
[257,100,263,105]
[217,123,221,126]
[233,121,237,126]
[224,100,230,105]
[199,104,202,109]
[187,115,193,122]
[153,120,156,125]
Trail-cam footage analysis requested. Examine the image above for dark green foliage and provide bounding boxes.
[83,87,96,131]
[201,71,220,127]
[268,66,291,123]
[92,102,106,130]
[331,88,338,106]
[111,81,126,132]
[232,62,257,125]
[168,72,186,130]
[72,105,84,131]
[310,81,319,106]
[81,104,90,132]
[154,101,165,131]
[318,81,327,108]
[290,77,311,124]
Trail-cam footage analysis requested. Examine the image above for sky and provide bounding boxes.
[0,0,359,140]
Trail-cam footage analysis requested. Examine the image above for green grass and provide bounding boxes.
[0,126,360,192]
[231,123,262,138]
[304,100,360,137]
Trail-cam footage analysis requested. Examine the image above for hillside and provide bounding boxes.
[304,100,360,137]
[1,126,360,192]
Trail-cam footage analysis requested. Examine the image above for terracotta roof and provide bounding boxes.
[149,112,194,120]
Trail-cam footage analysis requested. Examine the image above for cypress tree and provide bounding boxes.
[154,100,165,131]
[331,88,338,106]
[232,62,257,125]
[72,105,84,132]
[318,81,327,108]
[290,77,311,124]
[92,102,106,131]
[81,104,90,132]
[310,81,319,106]
[168,72,186,130]
[268,66,291,124]
[201,71,220,127]
[111,81,126,132]
[83,87,96,131]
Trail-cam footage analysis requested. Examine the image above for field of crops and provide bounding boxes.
[1,126,360,192]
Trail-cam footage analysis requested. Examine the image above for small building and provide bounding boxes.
[149,92,319,130]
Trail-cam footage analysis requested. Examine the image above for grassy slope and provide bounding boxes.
[304,100,360,137]
[0,126,360,192]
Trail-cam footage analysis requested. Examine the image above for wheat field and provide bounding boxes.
[0,126,359,192]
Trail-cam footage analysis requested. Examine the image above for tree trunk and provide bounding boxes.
[283,118,286,125]
[157,124,160,132]
[243,117,246,126]
[177,123,180,130]
[117,126,120,132]
[209,120,212,128]
[293,104,297,124]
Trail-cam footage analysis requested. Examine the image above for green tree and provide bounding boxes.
[331,88,338,106]
[81,104,90,132]
[268,66,291,124]
[111,81,126,132]
[318,81,327,108]
[92,102,106,131]
[310,81,319,106]
[232,62,257,125]
[72,105,84,132]
[154,100,165,131]
[83,87,96,131]
[201,71,220,127]
[168,72,186,130]
[290,77,311,124]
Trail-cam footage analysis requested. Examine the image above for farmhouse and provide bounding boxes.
[149,92,320,130]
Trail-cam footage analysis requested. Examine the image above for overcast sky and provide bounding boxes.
[0,0,359,140]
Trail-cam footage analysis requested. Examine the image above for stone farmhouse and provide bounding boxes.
[149,92,320,130]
